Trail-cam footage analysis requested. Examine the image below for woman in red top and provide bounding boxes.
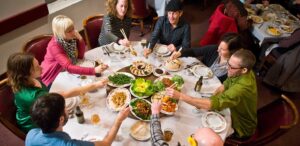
[41,15,108,86]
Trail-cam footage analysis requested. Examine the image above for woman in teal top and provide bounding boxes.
[7,53,108,133]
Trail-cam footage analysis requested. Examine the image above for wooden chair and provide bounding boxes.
[83,14,104,49]
[0,79,26,141]
[225,94,299,146]
[22,34,52,64]
[131,0,151,36]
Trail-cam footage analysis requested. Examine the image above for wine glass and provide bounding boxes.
[140,39,147,49]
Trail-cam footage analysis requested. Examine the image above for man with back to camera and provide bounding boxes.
[25,93,130,146]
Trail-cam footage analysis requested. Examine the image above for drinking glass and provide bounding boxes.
[91,114,100,125]
[163,128,174,142]
[140,39,147,49]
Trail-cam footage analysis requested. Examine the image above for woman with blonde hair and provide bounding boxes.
[7,52,108,133]
[98,0,132,46]
[41,15,108,87]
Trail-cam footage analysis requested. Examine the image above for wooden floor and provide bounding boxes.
[129,1,300,145]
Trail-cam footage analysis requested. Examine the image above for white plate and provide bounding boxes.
[130,121,151,141]
[192,65,213,79]
[65,97,79,112]
[112,43,126,52]
[106,88,131,111]
[77,60,95,68]
[129,85,150,99]
[201,112,227,133]
[160,97,178,115]
[129,98,152,121]
[154,45,172,57]
[108,72,135,88]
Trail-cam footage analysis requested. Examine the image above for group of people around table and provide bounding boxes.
[6,0,260,145]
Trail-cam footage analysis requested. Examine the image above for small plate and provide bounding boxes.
[201,112,227,133]
[153,67,166,77]
[65,97,79,112]
[164,59,182,72]
[106,88,131,111]
[192,65,213,79]
[266,26,281,36]
[130,121,151,141]
[154,45,172,57]
[249,15,263,24]
[108,72,135,88]
[279,25,294,33]
[112,43,126,52]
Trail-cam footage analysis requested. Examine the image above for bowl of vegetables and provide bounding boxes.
[129,98,152,121]
[108,72,135,88]
[130,78,155,99]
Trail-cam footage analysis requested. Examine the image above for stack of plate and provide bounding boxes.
[130,121,151,141]
[154,45,171,57]
[192,65,213,79]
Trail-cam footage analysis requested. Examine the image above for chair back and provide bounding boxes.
[0,119,25,146]
[83,14,104,49]
[225,94,299,146]
[0,79,26,140]
[22,34,52,64]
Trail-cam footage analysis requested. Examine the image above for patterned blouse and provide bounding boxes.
[151,114,169,146]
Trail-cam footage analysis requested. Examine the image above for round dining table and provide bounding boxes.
[50,42,233,146]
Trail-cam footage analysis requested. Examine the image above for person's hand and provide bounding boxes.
[95,64,109,73]
[116,107,130,123]
[170,51,181,60]
[213,85,224,95]
[151,100,162,115]
[74,30,83,40]
[94,77,108,88]
[118,38,130,47]
[167,44,176,52]
[143,48,152,57]
[166,87,182,100]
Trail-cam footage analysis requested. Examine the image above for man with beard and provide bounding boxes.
[25,93,130,146]
[166,49,257,139]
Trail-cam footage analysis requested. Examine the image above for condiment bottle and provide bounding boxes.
[194,76,203,92]
[75,106,85,124]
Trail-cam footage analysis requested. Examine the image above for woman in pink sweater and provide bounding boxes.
[41,15,108,86]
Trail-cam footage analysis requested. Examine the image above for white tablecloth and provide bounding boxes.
[250,4,300,45]
[50,42,233,145]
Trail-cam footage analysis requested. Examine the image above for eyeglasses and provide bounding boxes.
[227,63,243,70]
[187,134,198,146]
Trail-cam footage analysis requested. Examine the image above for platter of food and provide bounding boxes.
[130,78,154,99]
[164,59,182,72]
[130,61,153,76]
[129,98,152,121]
[130,121,151,141]
[192,65,213,79]
[249,15,263,24]
[266,26,281,36]
[106,88,131,111]
[108,72,135,88]
[154,75,184,91]
[160,95,178,115]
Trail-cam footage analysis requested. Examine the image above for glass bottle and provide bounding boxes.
[75,106,85,124]
[194,76,203,92]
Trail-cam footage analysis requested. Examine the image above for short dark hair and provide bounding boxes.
[220,33,242,55]
[165,0,183,12]
[30,93,65,133]
[233,49,256,70]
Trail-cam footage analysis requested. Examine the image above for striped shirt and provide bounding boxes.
[151,114,169,146]
[98,15,131,46]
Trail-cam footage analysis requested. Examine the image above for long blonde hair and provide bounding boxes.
[52,15,74,39]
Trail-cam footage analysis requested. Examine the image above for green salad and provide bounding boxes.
[131,78,154,97]
[108,73,133,85]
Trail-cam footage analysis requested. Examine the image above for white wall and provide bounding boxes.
[0,0,106,74]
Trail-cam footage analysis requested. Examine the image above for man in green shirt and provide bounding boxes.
[166,49,257,138]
